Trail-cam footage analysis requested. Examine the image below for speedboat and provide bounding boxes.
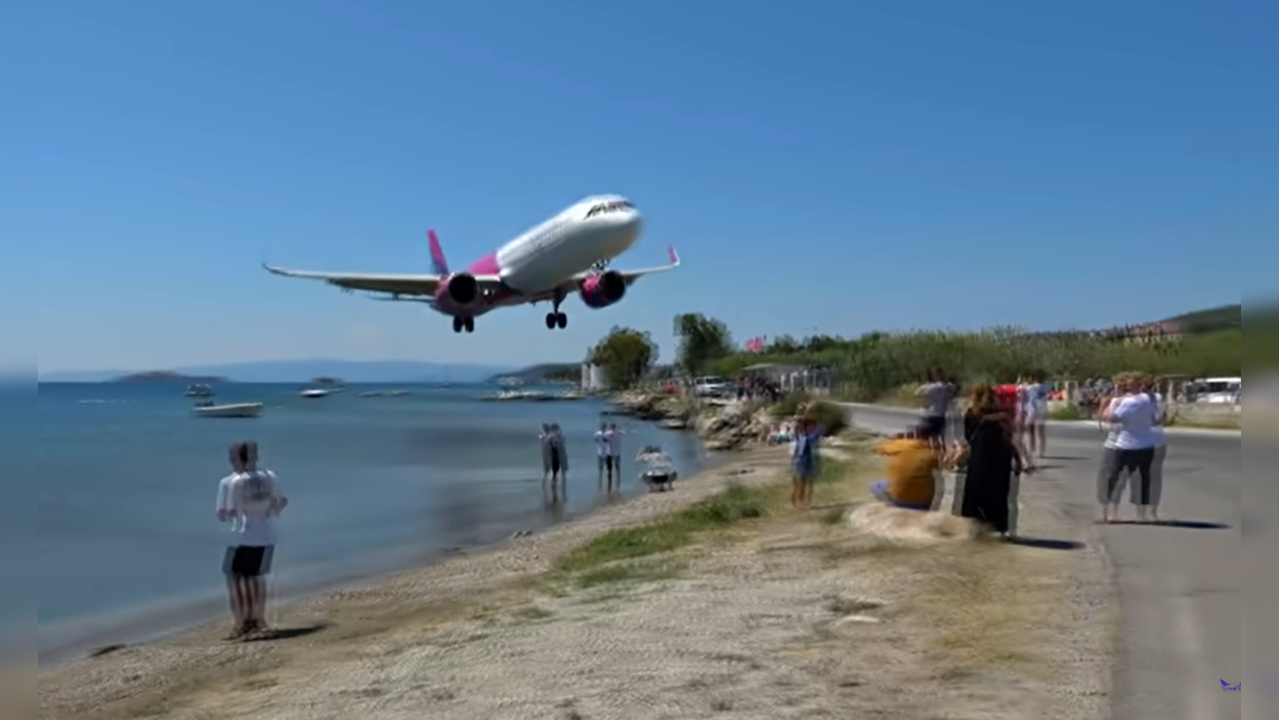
[192,401,263,418]
[300,388,332,398]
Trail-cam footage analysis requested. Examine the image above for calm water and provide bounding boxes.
[33,382,712,662]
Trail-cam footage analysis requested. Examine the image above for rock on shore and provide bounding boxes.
[607,390,772,451]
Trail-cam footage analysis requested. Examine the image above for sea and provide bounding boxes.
[28,382,714,664]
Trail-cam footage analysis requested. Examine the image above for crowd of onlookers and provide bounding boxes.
[852,369,1174,536]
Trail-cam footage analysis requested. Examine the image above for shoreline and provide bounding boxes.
[37,409,733,669]
[38,445,791,718]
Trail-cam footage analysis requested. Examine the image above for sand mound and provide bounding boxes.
[845,503,983,544]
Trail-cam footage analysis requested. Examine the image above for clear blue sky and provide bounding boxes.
[18,0,1271,373]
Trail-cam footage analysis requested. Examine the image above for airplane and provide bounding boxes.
[262,195,679,333]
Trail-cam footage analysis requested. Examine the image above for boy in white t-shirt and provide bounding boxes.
[217,441,287,639]
[604,423,624,490]
[594,422,609,484]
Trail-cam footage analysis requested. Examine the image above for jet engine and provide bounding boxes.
[436,273,478,306]
[578,270,626,308]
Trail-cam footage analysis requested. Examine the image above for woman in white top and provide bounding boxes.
[1133,379,1166,522]
[1096,374,1158,523]
[1019,371,1050,460]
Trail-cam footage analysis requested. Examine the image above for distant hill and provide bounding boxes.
[1165,304,1241,334]
[114,370,226,383]
[490,363,580,384]
[40,359,517,384]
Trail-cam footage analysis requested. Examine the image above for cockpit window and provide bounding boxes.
[585,200,634,218]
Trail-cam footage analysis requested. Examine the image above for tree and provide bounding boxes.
[673,313,734,376]
[588,326,658,389]
[768,335,800,354]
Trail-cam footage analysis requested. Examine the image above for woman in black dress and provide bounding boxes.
[960,384,1025,536]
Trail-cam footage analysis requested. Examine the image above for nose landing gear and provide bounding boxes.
[452,316,474,333]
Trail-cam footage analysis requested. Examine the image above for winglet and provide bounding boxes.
[262,262,284,276]
[427,230,450,275]
[667,245,680,266]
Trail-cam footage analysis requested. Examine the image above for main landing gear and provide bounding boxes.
[545,293,567,330]
[452,316,474,333]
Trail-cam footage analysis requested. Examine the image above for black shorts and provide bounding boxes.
[603,455,616,471]
[223,545,274,577]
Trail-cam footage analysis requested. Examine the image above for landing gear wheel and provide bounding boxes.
[545,313,557,330]
[463,317,474,333]
[453,317,463,333]
[555,312,567,329]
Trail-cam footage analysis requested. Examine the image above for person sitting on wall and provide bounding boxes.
[868,426,940,511]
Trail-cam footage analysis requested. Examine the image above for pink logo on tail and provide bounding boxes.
[428,230,450,275]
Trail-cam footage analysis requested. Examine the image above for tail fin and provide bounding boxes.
[1221,680,1228,688]
[427,230,450,275]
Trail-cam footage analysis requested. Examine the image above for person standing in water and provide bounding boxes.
[604,423,624,490]
[217,441,286,639]
[549,423,568,486]
[534,422,565,491]
[594,421,609,485]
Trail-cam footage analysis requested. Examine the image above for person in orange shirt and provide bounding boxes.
[868,428,940,511]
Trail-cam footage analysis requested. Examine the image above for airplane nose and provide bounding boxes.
[622,210,642,236]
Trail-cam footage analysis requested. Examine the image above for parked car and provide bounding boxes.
[693,376,732,397]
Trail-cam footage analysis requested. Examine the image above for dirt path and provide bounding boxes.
[39,441,1115,720]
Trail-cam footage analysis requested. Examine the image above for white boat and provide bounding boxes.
[300,388,333,398]
[192,401,263,418]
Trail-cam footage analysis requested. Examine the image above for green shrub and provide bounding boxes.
[716,327,1240,402]
[770,393,848,436]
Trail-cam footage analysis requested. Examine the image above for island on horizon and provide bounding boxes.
[113,370,228,384]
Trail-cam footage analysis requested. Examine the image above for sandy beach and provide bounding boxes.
[38,437,1116,720]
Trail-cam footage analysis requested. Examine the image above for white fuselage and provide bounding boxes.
[494,195,643,293]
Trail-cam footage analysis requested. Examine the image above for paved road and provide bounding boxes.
[840,403,1243,720]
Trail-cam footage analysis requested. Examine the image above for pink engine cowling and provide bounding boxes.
[433,273,479,308]
[578,270,626,308]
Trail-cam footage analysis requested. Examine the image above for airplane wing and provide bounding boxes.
[261,264,501,297]
[570,245,681,287]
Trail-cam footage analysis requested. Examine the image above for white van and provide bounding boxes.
[1192,377,1240,404]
